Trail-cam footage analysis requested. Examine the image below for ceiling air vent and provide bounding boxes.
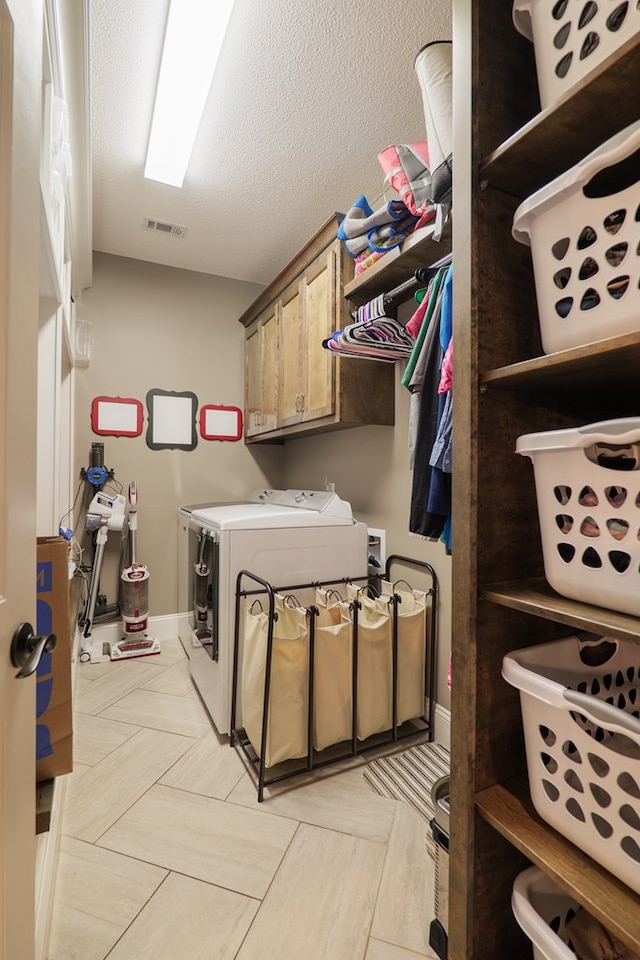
[143,217,187,238]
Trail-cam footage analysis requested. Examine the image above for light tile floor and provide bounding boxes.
[48,635,439,960]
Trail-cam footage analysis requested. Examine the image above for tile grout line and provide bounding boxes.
[61,642,434,959]
[100,870,172,960]
[227,819,304,960]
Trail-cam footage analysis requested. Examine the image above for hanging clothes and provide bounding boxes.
[427,265,454,552]
[407,288,444,469]
[405,264,448,469]
[408,263,454,544]
[402,266,448,390]
[408,291,445,539]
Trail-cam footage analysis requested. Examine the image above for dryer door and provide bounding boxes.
[190,524,219,662]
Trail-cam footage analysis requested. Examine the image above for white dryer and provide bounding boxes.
[177,489,283,647]
[181,490,368,735]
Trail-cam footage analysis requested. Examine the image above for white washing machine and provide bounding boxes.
[179,489,368,735]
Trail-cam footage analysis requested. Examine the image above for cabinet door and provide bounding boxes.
[278,281,305,427]
[244,323,261,437]
[245,305,278,437]
[300,245,335,423]
[259,304,279,433]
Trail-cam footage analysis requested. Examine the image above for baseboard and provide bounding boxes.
[433,703,451,750]
[36,622,84,959]
[86,612,181,645]
[83,614,452,746]
[35,774,69,960]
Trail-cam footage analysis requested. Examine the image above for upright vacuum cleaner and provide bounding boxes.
[112,481,160,660]
[80,480,161,663]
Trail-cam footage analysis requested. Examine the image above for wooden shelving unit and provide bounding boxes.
[343,218,452,306]
[480,35,640,200]
[476,777,640,955]
[482,331,640,403]
[481,578,640,645]
[449,1,640,956]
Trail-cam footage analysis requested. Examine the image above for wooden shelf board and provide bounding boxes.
[480,35,640,199]
[481,577,640,644]
[482,332,640,396]
[343,220,452,306]
[476,776,640,953]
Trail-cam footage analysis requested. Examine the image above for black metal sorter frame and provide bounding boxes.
[229,554,438,801]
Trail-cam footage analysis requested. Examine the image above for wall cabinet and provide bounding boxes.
[239,215,395,443]
[450,3,640,957]
[279,248,336,428]
[245,302,278,437]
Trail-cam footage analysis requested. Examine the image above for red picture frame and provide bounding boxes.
[91,396,144,437]
[199,404,243,441]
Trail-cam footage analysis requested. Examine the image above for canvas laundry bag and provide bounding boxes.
[347,585,393,739]
[381,580,427,724]
[312,589,353,751]
[241,594,309,768]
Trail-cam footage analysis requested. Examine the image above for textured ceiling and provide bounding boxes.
[90,0,452,286]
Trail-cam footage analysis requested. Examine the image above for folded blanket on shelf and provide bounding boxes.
[337,194,419,257]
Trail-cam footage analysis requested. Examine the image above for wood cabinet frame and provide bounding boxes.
[449,2,640,955]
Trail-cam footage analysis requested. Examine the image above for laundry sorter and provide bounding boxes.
[230,554,439,801]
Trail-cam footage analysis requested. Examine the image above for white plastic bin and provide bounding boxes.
[503,634,640,894]
[512,118,640,354]
[512,866,581,960]
[517,417,640,616]
[512,0,640,111]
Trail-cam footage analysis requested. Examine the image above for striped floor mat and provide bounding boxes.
[363,741,450,857]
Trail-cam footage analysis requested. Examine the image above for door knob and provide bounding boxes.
[10,623,57,679]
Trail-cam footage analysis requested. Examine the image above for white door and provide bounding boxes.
[1,1,43,958]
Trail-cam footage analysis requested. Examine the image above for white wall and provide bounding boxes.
[72,252,284,617]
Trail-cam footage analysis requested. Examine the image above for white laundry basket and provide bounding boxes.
[503,634,640,894]
[512,118,640,354]
[512,866,581,960]
[512,0,640,111]
[517,417,640,616]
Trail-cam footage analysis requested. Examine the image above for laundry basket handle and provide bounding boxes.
[502,652,568,708]
[512,0,533,41]
[576,418,640,447]
[512,119,640,244]
[563,689,640,739]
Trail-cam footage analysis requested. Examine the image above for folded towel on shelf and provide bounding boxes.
[366,215,420,253]
[337,194,409,239]
[337,194,419,258]
[354,250,388,275]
